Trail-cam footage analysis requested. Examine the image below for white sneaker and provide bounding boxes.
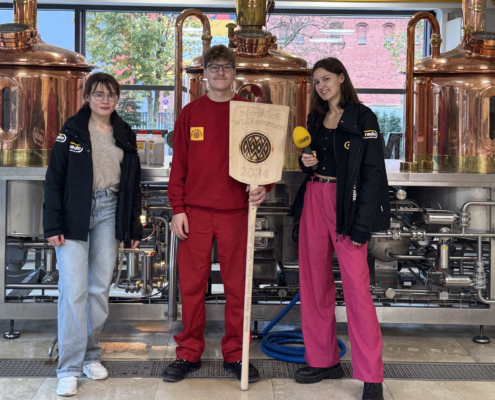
[56,376,77,397]
[83,362,108,380]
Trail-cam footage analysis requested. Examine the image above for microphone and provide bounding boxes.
[293,126,318,171]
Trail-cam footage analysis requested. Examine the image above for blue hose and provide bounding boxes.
[260,292,347,363]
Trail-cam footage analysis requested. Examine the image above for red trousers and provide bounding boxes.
[175,206,248,363]
[299,180,383,383]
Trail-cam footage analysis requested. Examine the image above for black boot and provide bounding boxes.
[294,362,343,384]
[223,360,260,383]
[162,359,201,382]
[363,382,384,400]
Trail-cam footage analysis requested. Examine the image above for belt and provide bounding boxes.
[311,175,336,184]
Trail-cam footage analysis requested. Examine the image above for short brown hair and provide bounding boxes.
[310,57,361,115]
[81,72,121,109]
[203,44,236,68]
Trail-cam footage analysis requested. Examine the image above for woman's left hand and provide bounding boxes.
[352,241,362,247]
[131,240,141,249]
[247,185,267,207]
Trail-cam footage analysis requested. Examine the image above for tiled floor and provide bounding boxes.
[1,319,495,399]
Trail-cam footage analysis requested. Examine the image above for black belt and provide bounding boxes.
[311,175,336,184]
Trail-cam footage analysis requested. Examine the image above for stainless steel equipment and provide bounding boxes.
[2,1,495,335]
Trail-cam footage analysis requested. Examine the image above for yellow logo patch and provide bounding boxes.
[190,127,204,141]
[344,141,350,150]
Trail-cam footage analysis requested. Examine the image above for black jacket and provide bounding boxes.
[290,102,390,244]
[43,107,143,247]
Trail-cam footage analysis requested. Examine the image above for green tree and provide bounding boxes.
[267,15,346,64]
[86,12,200,128]
[388,112,402,133]
[117,92,144,128]
[384,20,424,74]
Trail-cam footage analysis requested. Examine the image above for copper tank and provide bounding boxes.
[402,0,495,173]
[174,1,311,170]
[0,0,92,167]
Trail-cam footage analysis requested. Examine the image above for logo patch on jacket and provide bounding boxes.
[190,127,204,141]
[344,141,350,150]
[69,142,83,153]
[56,133,67,143]
[363,130,378,139]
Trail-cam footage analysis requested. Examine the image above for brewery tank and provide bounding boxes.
[0,0,92,167]
[402,0,495,173]
[174,0,311,170]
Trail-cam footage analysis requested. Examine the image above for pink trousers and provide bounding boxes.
[299,180,383,383]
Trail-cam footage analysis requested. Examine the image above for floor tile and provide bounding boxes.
[0,340,54,360]
[272,379,394,400]
[456,343,495,363]
[381,344,476,363]
[100,320,171,360]
[385,380,495,400]
[32,378,159,400]
[165,320,269,360]
[0,377,45,400]
[154,378,274,400]
[380,323,460,347]
[100,342,167,360]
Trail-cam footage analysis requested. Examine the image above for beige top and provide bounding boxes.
[89,120,124,192]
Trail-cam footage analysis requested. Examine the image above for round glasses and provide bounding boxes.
[93,92,119,102]
[206,64,234,73]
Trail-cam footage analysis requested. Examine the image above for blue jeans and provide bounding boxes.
[56,189,119,378]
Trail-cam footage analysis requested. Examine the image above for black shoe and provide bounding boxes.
[294,362,343,384]
[223,360,260,383]
[162,359,201,382]
[362,382,384,400]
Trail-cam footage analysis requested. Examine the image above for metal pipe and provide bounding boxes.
[45,249,55,274]
[142,253,153,296]
[256,212,287,216]
[254,231,274,238]
[14,0,38,30]
[168,233,179,321]
[477,288,495,304]
[372,232,495,238]
[386,250,427,260]
[174,9,211,121]
[402,12,441,169]
[7,242,52,248]
[6,284,58,289]
[461,201,495,213]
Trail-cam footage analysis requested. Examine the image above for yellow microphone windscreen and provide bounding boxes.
[293,126,312,149]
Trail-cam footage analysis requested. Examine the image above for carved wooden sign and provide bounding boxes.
[229,101,289,185]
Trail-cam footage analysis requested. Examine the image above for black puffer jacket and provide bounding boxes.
[290,102,390,244]
[43,107,143,247]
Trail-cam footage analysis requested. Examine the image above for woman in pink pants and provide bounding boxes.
[291,57,390,400]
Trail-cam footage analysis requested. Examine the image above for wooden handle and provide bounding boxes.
[241,184,258,391]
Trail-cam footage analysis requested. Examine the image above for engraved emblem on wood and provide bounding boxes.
[240,132,271,163]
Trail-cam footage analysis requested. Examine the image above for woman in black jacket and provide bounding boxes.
[293,58,390,400]
[43,72,143,397]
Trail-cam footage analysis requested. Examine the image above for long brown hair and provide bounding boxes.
[80,72,121,110]
[310,57,361,115]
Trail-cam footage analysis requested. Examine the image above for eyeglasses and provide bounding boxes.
[92,92,119,102]
[206,64,234,73]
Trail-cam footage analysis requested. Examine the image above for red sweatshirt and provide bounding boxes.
[168,94,273,215]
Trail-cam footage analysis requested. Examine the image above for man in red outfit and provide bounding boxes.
[163,45,271,383]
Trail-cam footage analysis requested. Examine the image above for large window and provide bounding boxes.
[267,15,425,155]
[0,10,75,51]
